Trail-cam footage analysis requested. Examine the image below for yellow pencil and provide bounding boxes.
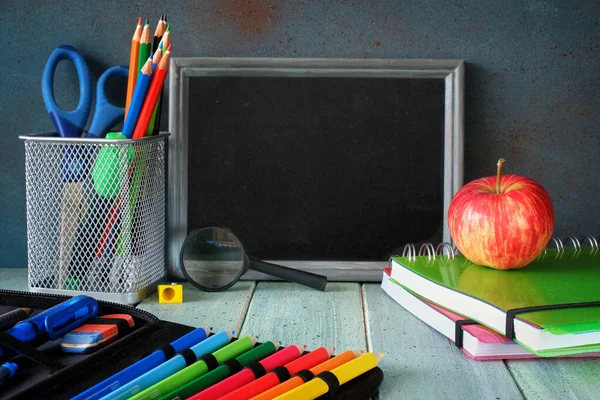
[272,352,384,400]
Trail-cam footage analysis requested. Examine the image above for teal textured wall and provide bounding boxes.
[1,1,599,267]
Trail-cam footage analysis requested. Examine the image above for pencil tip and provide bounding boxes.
[137,17,142,25]
[145,18,149,25]
[167,44,172,52]
[166,23,171,32]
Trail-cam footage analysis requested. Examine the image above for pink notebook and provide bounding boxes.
[382,268,599,360]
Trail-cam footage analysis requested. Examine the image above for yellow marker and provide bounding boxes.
[273,352,384,400]
[158,283,183,303]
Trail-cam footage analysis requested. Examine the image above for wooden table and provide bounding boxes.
[2,269,599,399]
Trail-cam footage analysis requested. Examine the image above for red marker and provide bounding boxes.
[188,344,304,400]
[219,346,334,400]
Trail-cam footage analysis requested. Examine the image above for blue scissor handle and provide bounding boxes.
[42,45,92,138]
[87,65,129,139]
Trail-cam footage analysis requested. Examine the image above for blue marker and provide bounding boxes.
[100,330,234,400]
[0,296,98,359]
[72,327,211,400]
[0,362,17,387]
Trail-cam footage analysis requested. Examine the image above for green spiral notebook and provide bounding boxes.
[389,246,600,357]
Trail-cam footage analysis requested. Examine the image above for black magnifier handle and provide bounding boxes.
[248,257,327,291]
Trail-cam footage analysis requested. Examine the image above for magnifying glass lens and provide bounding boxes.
[180,228,245,291]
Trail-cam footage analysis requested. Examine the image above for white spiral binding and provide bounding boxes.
[395,235,598,263]
[418,243,436,260]
[435,242,456,260]
[401,243,416,261]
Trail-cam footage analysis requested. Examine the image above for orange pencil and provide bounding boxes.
[125,17,142,120]
[132,45,171,139]
[248,350,361,400]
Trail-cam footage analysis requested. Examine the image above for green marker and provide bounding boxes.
[159,341,279,400]
[131,336,257,400]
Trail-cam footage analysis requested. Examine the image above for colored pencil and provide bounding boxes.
[272,352,384,400]
[132,45,171,139]
[151,42,163,70]
[138,19,151,80]
[188,344,304,400]
[148,23,170,135]
[221,346,334,400]
[152,15,165,53]
[158,341,280,400]
[130,336,257,400]
[100,331,234,400]
[72,327,211,400]
[146,38,165,136]
[161,24,170,55]
[0,308,32,331]
[122,57,154,139]
[125,17,142,120]
[249,350,360,400]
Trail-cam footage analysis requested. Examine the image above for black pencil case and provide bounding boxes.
[0,289,383,400]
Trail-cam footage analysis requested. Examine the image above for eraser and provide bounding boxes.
[61,314,135,354]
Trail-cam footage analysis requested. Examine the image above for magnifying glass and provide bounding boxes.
[180,227,327,292]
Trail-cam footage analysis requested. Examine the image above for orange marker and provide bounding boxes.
[125,17,142,119]
[249,349,361,400]
[221,347,334,400]
[132,44,171,139]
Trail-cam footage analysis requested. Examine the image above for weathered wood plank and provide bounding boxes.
[0,268,29,291]
[240,282,367,351]
[507,358,600,400]
[136,281,256,333]
[362,284,523,400]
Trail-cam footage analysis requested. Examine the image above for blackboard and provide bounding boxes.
[168,58,464,280]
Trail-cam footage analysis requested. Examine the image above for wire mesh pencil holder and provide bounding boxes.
[20,132,169,304]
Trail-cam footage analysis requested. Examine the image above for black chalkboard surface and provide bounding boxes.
[187,76,444,261]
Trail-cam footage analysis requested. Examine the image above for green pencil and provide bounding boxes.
[159,341,280,400]
[147,23,170,136]
[138,19,151,79]
[130,336,257,400]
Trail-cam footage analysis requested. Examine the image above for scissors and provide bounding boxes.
[42,45,128,139]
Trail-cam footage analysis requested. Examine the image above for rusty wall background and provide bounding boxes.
[1,1,598,267]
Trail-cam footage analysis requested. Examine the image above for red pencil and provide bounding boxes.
[219,346,333,400]
[131,44,171,139]
[188,344,304,400]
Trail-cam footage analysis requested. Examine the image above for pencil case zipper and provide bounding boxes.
[0,288,159,322]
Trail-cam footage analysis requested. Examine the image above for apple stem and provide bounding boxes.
[496,158,505,194]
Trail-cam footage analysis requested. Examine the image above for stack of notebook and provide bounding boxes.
[382,244,600,360]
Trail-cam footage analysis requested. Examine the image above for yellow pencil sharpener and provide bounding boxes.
[158,283,183,304]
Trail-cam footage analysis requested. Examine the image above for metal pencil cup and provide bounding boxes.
[20,133,169,304]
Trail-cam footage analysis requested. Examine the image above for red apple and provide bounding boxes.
[448,159,554,270]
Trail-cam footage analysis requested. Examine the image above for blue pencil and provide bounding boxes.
[122,56,154,139]
[100,330,234,400]
[72,327,211,400]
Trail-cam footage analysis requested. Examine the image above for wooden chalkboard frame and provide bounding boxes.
[168,58,464,281]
